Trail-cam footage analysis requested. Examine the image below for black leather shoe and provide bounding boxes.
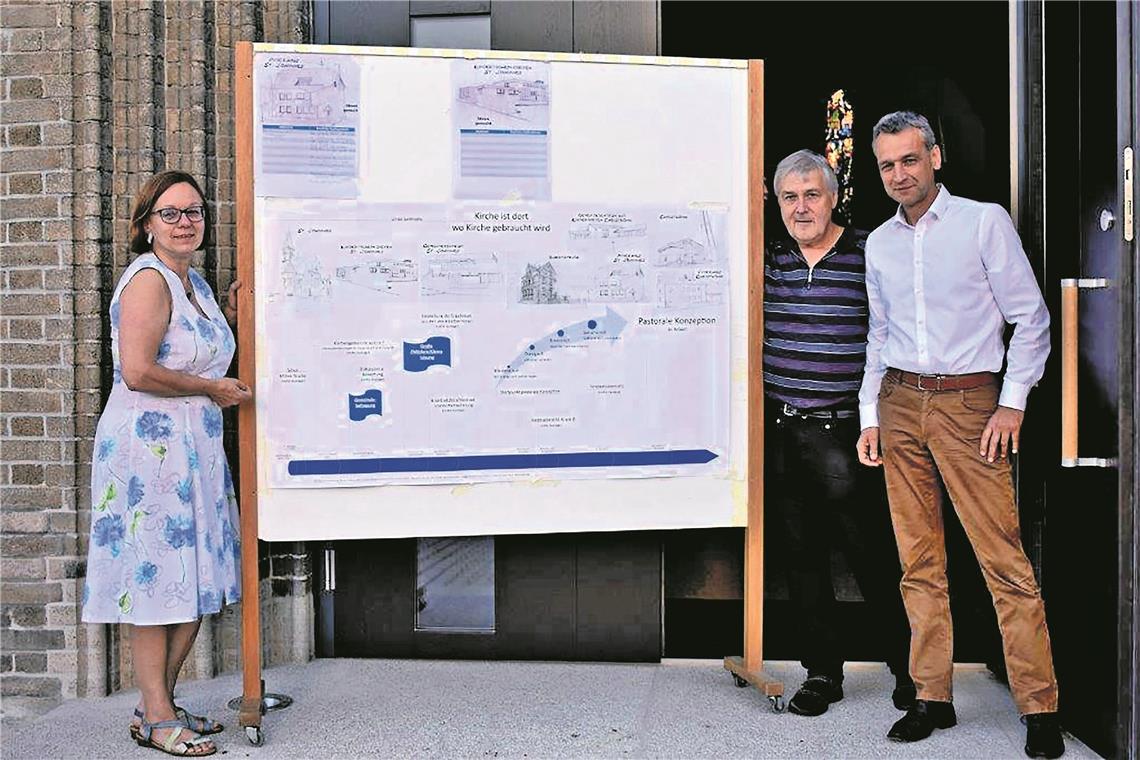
[892,681,917,711]
[787,675,843,717]
[1024,712,1065,758]
[887,699,957,742]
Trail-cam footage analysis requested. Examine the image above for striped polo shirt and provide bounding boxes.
[763,227,869,411]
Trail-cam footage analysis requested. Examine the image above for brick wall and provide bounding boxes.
[1,0,312,718]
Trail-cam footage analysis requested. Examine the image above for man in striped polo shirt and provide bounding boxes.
[764,150,913,717]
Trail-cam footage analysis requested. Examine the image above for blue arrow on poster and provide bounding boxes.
[403,336,451,372]
[287,448,717,476]
[348,389,382,421]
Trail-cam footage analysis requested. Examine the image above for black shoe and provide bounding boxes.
[1024,712,1065,758]
[892,681,917,711]
[887,699,957,742]
[787,675,843,717]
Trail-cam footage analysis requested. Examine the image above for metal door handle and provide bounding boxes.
[1059,278,1115,467]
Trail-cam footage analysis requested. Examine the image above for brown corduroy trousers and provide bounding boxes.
[877,373,1059,715]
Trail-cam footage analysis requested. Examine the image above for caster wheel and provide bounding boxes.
[245,725,265,746]
[733,675,748,688]
[769,695,785,713]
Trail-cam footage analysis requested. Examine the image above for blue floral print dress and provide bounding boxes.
[82,254,241,625]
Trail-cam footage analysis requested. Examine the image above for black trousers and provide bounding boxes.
[765,401,911,681]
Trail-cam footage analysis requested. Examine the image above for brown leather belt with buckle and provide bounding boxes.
[886,368,996,391]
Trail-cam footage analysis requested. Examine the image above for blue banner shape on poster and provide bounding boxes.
[403,336,451,372]
[287,448,718,476]
[348,389,382,421]
[498,307,626,385]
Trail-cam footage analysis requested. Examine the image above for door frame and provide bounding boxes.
[1012,1,1138,757]
[1120,2,1139,756]
[1113,3,1138,757]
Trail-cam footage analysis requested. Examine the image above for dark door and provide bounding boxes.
[1036,2,1138,757]
[660,0,1012,666]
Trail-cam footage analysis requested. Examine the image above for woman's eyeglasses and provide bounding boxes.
[152,205,205,224]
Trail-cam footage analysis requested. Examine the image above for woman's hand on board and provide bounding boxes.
[207,377,252,408]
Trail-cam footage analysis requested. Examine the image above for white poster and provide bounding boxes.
[452,59,551,201]
[259,203,729,487]
[254,53,360,198]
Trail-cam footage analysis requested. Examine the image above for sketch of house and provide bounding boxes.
[568,222,647,241]
[655,211,720,265]
[422,256,504,298]
[519,262,561,304]
[266,65,348,124]
[458,79,549,120]
[656,272,725,309]
[334,259,419,293]
[592,266,646,303]
[655,237,711,266]
[280,233,331,298]
[297,265,331,298]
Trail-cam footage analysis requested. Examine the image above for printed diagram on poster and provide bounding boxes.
[259,204,730,487]
[255,53,361,198]
[453,59,551,201]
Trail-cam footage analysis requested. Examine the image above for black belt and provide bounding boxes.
[770,401,858,420]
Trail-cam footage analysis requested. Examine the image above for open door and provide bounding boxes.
[1030,2,1138,757]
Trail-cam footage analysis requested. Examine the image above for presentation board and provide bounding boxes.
[241,43,759,541]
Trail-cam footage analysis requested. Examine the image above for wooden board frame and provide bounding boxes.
[232,41,778,736]
[235,40,263,731]
[722,59,783,709]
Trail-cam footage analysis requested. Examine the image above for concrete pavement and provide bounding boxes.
[0,659,1102,759]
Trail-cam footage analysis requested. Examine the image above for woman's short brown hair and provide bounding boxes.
[128,171,208,254]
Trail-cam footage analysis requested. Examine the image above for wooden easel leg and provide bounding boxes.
[725,58,783,714]
[722,503,785,713]
[237,580,265,745]
[238,680,264,727]
[723,655,785,712]
[237,529,263,743]
[235,41,265,748]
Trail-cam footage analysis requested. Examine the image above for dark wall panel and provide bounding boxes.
[329,533,662,661]
[318,0,659,55]
[329,0,410,46]
[412,1,490,15]
[573,1,657,55]
[495,534,577,658]
[574,533,662,661]
[490,0,573,52]
[334,539,415,657]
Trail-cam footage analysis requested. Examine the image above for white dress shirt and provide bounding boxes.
[858,186,1050,429]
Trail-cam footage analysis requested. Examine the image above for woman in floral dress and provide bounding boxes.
[83,171,251,757]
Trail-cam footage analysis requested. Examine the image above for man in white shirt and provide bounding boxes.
[855,111,1063,759]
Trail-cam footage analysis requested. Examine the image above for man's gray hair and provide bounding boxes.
[772,150,838,197]
[872,111,937,150]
